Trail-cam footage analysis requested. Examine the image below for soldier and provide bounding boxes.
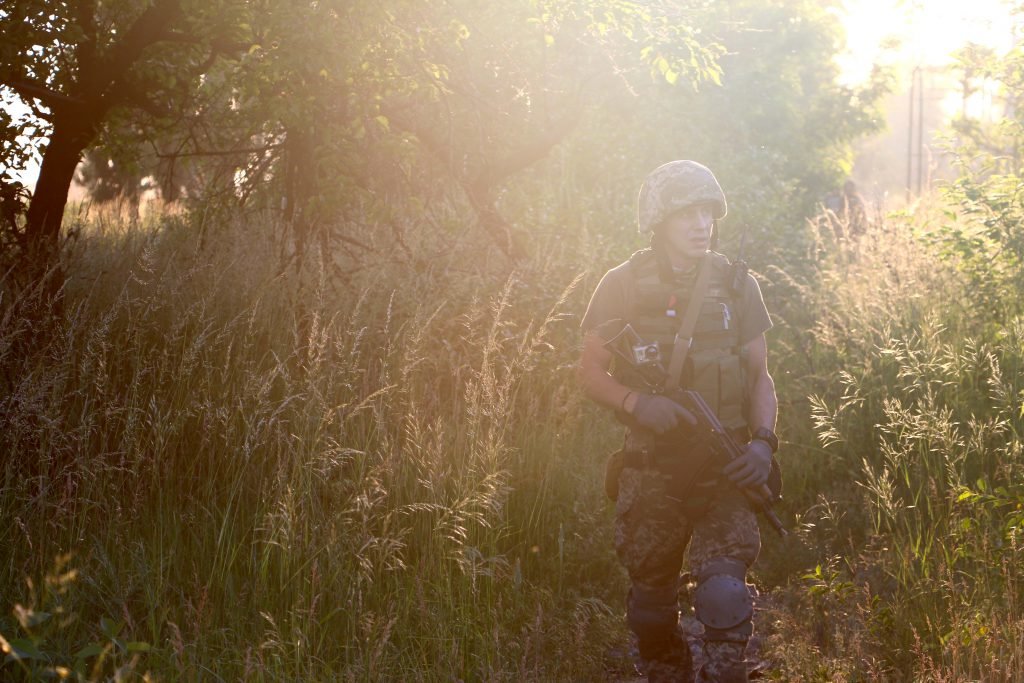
[823,179,868,238]
[579,161,779,682]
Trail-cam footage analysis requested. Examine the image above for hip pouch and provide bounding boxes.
[603,433,718,504]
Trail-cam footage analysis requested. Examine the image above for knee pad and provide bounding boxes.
[626,582,679,643]
[693,557,753,637]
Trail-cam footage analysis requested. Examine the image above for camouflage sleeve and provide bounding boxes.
[580,261,632,339]
[737,272,772,346]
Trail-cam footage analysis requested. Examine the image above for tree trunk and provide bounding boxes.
[21,114,94,292]
[13,0,184,293]
[283,125,318,273]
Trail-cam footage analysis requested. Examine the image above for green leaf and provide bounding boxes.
[126,641,151,653]
[99,617,123,639]
[74,644,103,660]
[14,606,52,628]
[6,638,45,661]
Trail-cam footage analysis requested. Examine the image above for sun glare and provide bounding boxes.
[4,1,1020,194]
[835,0,1018,87]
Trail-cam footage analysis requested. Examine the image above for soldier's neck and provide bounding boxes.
[667,250,707,272]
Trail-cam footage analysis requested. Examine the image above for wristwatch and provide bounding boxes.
[751,427,779,454]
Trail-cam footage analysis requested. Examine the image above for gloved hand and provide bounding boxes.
[631,394,697,435]
[722,438,773,489]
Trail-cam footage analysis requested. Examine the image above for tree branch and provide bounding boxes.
[83,0,183,107]
[73,0,100,75]
[116,79,175,119]
[163,30,252,55]
[155,143,283,158]
[0,78,85,116]
[472,110,580,192]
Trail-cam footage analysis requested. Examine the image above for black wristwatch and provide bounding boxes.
[751,427,779,454]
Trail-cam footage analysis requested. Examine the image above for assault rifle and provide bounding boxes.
[603,324,788,537]
[672,389,788,537]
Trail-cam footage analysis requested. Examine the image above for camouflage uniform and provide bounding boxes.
[616,432,760,682]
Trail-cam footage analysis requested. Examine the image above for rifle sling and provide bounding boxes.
[664,254,712,391]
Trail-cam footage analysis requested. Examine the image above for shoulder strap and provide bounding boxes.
[664,254,712,391]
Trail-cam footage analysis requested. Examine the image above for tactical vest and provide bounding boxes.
[617,249,748,431]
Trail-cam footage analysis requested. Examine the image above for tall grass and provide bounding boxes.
[0,208,629,680]
[764,201,1024,681]
[5,189,1024,681]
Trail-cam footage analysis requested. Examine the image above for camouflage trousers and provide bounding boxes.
[615,449,761,683]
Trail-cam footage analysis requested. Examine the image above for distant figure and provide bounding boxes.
[823,180,868,238]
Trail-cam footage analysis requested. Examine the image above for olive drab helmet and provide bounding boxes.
[637,160,727,233]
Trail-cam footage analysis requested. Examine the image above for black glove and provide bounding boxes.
[722,438,773,489]
[631,394,697,435]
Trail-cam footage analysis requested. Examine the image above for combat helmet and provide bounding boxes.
[637,160,727,233]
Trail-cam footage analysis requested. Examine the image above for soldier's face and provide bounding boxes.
[661,203,714,261]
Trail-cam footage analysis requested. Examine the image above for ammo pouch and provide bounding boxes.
[685,349,746,431]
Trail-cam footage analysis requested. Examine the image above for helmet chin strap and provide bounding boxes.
[710,219,719,250]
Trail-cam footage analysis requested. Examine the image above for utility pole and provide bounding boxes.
[905,66,927,201]
[917,67,925,195]
[906,66,919,202]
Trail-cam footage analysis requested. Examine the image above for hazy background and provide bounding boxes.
[3,1,1024,681]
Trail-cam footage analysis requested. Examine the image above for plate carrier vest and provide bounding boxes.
[617,249,749,431]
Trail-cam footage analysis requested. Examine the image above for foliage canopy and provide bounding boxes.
[1,0,886,282]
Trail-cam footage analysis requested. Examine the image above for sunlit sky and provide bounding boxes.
[2,1,1019,190]
[835,0,1017,86]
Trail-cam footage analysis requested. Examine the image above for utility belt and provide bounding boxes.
[605,425,749,501]
[620,426,750,471]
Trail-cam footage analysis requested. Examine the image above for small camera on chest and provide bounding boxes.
[630,341,662,366]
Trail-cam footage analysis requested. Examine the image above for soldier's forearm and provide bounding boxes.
[579,332,639,414]
[580,365,637,414]
[747,372,778,432]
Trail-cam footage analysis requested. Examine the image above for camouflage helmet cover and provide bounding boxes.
[637,160,727,233]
